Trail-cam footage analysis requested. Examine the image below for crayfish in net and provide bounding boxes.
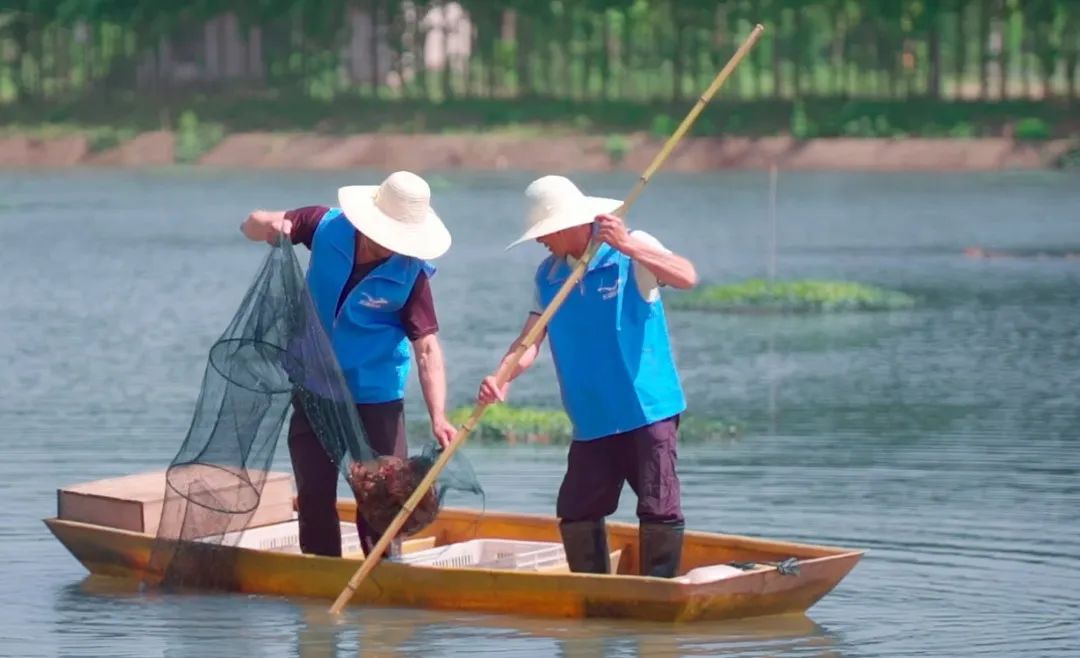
[347,455,440,535]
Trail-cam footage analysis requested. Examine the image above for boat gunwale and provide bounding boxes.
[43,510,866,592]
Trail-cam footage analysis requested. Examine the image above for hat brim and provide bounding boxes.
[505,196,622,250]
[338,185,452,260]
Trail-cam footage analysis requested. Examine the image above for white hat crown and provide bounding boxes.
[505,175,620,250]
[337,170,451,260]
[373,171,432,226]
[524,175,587,230]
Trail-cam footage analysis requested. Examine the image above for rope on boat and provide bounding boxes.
[728,557,801,576]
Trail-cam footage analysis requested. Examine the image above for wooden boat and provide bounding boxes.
[44,471,864,623]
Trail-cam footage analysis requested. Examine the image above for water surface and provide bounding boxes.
[1,168,1078,657]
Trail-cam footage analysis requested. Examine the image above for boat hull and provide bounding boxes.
[44,504,862,622]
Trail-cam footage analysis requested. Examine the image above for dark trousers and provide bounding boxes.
[287,399,407,557]
[556,415,683,525]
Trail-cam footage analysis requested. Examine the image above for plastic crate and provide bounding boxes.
[206,520,363,556]
[395,539,567,571]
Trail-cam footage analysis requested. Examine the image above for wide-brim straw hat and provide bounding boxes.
[506,175,621,250]
[338,171,451,260]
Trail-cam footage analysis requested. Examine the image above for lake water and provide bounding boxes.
[1,167,1078,657]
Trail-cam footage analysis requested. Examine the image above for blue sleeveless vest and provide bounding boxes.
[535,243,686,440]
[306,209,434,403]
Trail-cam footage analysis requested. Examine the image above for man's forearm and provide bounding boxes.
[415,336,447,420]
[497,314,546,383]
[498,340,540,383]
[623,237,698,289]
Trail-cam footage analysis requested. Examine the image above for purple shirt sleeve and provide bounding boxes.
[284,206,331,249]
[401,272,439,341]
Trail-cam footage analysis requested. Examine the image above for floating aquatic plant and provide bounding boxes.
[668,279,916,313]
[447,405,572,444]
[439,406,739,445]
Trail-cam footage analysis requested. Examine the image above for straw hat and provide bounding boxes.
[338,171,451,260]
[506,175,621,250]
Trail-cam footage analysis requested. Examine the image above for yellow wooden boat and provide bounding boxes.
[45,478,864,622]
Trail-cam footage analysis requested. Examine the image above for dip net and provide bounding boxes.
[145,239,482,588]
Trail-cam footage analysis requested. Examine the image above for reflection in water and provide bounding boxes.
[54,578,845,658]
[56,577,292,658]
[288,605,839,658]
[293,607,353,658]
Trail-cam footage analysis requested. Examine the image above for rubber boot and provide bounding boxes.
[639,522,684,578]
[559,520,611,574]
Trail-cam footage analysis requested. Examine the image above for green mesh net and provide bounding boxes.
[145,239,482,588]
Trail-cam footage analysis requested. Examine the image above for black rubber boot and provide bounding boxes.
[559,520,611,574]
[639,522,684,578]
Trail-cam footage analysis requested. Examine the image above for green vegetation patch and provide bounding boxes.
[0,122,134,153]
[449,405,572,445]
[439,405,738,445]
[1054,141,1080,169]
[174,110,226,164]
[2,97,1073,141]
[669,279,917,313]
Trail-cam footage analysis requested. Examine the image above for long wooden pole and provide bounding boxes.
[329,23,765,615]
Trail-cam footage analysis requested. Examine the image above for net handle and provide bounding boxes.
[329,23,765,615]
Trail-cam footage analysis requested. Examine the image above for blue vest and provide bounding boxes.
[535,243,686,440]
[306,209,434,403]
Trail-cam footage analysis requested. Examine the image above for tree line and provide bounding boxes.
[1,0,1077,107]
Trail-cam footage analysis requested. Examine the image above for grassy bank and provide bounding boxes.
[2,95,1076,141]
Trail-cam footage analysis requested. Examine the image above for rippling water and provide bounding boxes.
[1,168,1078,657]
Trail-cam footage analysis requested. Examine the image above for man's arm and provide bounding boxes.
[412,334,455,448]
[241,210,292,245]
[399,273,454,447]
[477,313,546,404]
[594,214,698,289]
[240,206,327,248]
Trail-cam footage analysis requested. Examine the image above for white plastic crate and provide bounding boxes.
[395,539,567,571]
[204,520,364,556]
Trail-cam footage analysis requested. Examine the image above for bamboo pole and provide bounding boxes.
[329,23,765,616]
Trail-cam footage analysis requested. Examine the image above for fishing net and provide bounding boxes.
[145,239,482,588]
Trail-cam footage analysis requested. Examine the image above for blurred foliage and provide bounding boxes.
[1,96,1072,141]
[1013,117,1052,140]
[173,110,225,163]
[0,1,1075,140]
[603,133,631,163]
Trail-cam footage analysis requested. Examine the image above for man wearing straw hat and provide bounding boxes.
[241,171,456,557]
[477,175,698,578]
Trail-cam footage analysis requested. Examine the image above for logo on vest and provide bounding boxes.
[358,292,390,309]
[597,277,621,300]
